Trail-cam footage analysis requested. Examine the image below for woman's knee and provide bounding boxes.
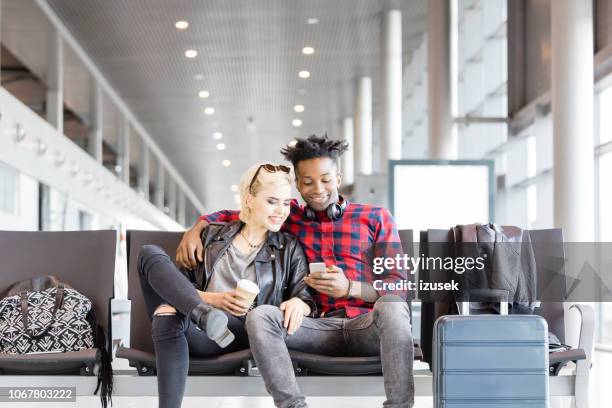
[151,312,186,342]
[138,245,170,276]
[154,304,177,316]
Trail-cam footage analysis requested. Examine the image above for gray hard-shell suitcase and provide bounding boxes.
[433,300,549,407]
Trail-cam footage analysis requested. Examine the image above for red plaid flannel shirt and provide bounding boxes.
[200,199,406,318]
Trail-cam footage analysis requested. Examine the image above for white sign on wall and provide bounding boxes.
[390,160,494,236]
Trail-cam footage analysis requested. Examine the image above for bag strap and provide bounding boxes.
[19,284,65,339]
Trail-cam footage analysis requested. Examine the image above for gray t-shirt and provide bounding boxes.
[206,242,259,293]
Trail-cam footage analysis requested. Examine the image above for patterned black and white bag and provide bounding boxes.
[0,276,112,408]
[0,283,94,354]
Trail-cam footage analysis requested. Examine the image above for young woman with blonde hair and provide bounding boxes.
[138,163,314,408]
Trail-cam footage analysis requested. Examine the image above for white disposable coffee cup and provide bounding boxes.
[235,279,260,307]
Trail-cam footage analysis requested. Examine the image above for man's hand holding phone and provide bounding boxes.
[304,262,351,299]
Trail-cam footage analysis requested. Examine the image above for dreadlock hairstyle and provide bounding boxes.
[280,133,349,170]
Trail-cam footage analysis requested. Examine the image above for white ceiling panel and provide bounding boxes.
[44,0,427,210]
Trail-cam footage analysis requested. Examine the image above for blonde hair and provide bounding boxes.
[238,162,294,223]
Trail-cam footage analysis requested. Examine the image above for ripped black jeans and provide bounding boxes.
[137,244,248,408]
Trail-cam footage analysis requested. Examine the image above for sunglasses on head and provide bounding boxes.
[249,164,291,192]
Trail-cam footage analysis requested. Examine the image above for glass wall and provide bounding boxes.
[0,161,19,216]
[63,41,93,152]
[456,0,508,159]
[0,162,38,231]
[402,37,428,158]
[1,0,198,232]
[102,92,122,175]
[0,0,52,119]
[148,153,158,205]
[129,125,142,193]
[596,84,612,347]
[39,184,68,231]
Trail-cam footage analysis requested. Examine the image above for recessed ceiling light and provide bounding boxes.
[175,21,189,30]
[185,49,198,58]
[288,139,298,147]
[307,18,319,25]
[298,70,310,79]
[230,184,239,192]
[213,132,223,140]
[294,104,305,113]
[204,107,215,115]
[198,90,210,98]
[292,119,302,127]
[302,46,315,55]
[194,73,204,80]
[216,143,226,150]
[222,159,231,167]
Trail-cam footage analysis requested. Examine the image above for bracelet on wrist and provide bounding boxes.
[345,280,353,299]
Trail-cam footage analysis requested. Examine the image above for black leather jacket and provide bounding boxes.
[181,220,316,315]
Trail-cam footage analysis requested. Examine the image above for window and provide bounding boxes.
[39,184,67,231]
[0,161,19,215]
[596,85,612,346]
[78,210,93,230]
[402,37,428,158]
[599,152,612,241]
[598,85,612,144]
[601,303,612,344]
[456,0,508,160]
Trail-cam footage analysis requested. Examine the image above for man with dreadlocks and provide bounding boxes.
[177,134,414,408]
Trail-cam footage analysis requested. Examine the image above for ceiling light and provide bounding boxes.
[204,107,215,115]
[213,132,223,140]
[292,119,302,127]
[298,70,310,79]
[288,139,298,147]
[302,46,315,55]
[222,160,231,167]
[198,90,210,98]
[185,49,198,58]
[307,18,319,25]
[216,143,226,150]
[294,104,305,113]
[230,184,239,192]
[175,21,189,30]
[194,73,204,80]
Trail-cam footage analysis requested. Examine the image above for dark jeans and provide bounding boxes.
[137,245,249,408]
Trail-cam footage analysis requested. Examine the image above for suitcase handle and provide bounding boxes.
[459,289,509,316]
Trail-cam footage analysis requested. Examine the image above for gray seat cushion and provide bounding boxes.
[289,345,423,375]
[0,349,99,374]
[116,346,251,375]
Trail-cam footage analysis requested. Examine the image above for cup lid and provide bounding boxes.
[237,279,260,293]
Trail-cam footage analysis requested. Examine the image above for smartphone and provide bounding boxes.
[308,262,326,275]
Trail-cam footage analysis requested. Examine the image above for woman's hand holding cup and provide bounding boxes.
[207,290,250,316]
[200,280,259,317]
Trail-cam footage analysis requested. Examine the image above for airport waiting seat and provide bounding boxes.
[115,230,251,376]
[0,230,116,375]
[418,228,593,406]
[288,229,423,375]
[117,229,422,377]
